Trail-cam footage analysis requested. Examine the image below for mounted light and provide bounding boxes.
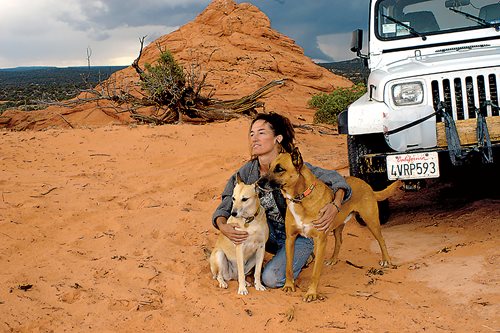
[392,82,424,106]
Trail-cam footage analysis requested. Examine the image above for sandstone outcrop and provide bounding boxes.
[2,0,351,130]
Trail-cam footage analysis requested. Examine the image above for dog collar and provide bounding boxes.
[288,182,316,203]
[244,205,261,225]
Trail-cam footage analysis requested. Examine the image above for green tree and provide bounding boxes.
[140,49,187,107]
[309,83,366,125]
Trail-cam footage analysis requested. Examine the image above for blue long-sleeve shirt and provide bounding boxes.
[212,159,352,244]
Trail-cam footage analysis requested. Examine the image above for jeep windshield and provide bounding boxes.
[375,0,500,40]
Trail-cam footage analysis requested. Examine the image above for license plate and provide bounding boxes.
[386,152,439,180]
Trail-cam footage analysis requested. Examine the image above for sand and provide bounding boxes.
[0,0,498,331]
[1,118,499,332]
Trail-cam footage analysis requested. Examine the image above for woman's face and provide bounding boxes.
[249,119,278,157]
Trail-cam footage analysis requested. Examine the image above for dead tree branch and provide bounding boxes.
[47,38,285,125]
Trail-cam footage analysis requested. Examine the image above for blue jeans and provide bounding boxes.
[261,236,314,288]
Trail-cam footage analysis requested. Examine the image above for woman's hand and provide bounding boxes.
[313,189,344,233]
[312,202,339,232]
[216,217,248,245]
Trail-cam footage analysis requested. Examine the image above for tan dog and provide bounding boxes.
[258,147,401,302]
[210,174,269,295]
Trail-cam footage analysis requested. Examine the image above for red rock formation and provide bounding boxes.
[1,0,351,130]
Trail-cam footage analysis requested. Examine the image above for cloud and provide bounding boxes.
[54,0,212,43]
[0,0,183,67]
[317,32,357,62]
[238,0,369,61]
[0,0,369,67]
[65,0,211,30]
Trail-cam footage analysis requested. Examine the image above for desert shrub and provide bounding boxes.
[309,83,366,125]
[140,49,187,107]
[0,101,17,112]
[115,38,282,124]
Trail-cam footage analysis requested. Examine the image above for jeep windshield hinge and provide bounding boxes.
[436,100,497,166]
[437,102,464,166]
[475,101,497,164]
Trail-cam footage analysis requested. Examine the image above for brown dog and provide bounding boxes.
[258,147,401,302]
[210,174,269,295]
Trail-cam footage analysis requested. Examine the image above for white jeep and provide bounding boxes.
[338,0,499,197]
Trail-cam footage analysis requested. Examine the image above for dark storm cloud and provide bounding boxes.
[56,0,211,41]
[77,0,210,29]
[59,0,368,60]
[1,0,370,67]
[239,0,369,61]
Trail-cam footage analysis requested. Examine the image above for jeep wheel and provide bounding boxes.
[347,134,392,224]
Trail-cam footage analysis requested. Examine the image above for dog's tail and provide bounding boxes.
[374,180,403,201]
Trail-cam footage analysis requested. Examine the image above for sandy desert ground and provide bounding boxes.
[0,117,499,333]
[1,1,499,331]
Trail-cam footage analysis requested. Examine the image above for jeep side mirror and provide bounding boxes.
[351,29,363,53]
[351,29,368,61]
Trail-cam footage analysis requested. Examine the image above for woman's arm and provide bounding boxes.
[215,216,248,245]
[211,160,260,243]
[313,188,345,232]
[305,162,351,201]
[211,174,237,229]
[305,162,351,232]
[212,160,260,228]
[212,174,249,244]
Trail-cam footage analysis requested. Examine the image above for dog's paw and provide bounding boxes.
[254,283,266,291]
[303,292,323,302]
[217,280,228,289]
[379,260,395,268]
[324,258,339,266]
[238,287,249,295]
[282,283,296,293]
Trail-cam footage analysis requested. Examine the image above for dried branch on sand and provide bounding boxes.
[65,36,286,125]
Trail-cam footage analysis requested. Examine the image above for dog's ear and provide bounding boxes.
[253,182,260,194]
[277,144,286,154]
[291,146,303,170]
[235,172,243,185]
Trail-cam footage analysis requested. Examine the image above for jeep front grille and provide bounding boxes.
[431,72,499,122]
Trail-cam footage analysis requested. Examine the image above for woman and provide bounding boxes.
[212,112,351,288]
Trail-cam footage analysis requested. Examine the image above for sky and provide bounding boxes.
[0,0,369,69]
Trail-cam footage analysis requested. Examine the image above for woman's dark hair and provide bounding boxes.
[251,112,295,153]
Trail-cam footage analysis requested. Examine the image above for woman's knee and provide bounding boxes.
[261,266,283,289]
[297,236,314,252]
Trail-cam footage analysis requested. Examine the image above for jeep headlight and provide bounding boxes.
[392,82,423,106]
